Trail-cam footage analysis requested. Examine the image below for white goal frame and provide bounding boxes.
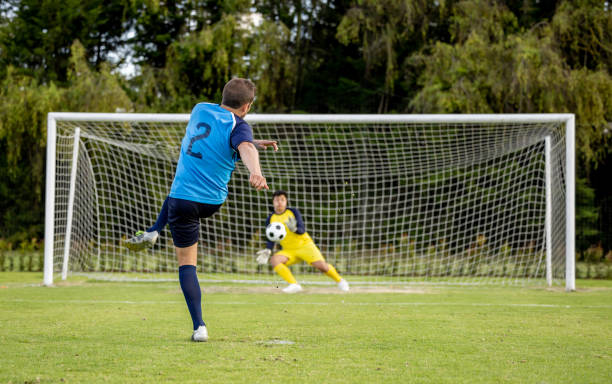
[44,113,575,290]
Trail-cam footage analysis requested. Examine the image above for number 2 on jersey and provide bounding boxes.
[186,122,212,159]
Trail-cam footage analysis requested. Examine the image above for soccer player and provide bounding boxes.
[129,78,276,342]
[256,190,350,293]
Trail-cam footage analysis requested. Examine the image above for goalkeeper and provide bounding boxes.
[256,190,350,293]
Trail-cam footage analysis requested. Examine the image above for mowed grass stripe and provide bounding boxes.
[2,298,612,309]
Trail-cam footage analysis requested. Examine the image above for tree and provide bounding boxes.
[408,0,612,254]
[131,6,298,112]
[552,0,612,71]
[336,0,451,112]
[575,177,600,255]
[63,41,133,112]
[503,0,560,28]
[131,12,251,112]
[0,40,132,245]
[247,19,296,112]
[128,0,252,69]
[0,0,134,83]
[0,68,61,241]
[408,0,612,160]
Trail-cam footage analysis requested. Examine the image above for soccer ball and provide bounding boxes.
[266,223,287,242]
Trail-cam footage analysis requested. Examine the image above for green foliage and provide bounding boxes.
[0,68,60,171]
[63,41,133,112]
[0,40,132,245]
[552,0,612,71]
[132,10,296,112]
[0,251,43,272]
[575,260,612,279]
[448,0,518,43]
[247,19,296,112]
[128,0,251,68]
[409,2,612,164]
[0,67,62,241]
[576,177,599,254]
[337,0,441,111]
[497,0,558,28]
[0,0,134,82]
[132,13,248,112]
[566,69,612,163]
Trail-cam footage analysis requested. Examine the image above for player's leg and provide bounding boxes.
[176,243,207,341]
[124,196,169,251]
[270,252,302,293]
[300,244,350,291]
[169,197,220,341]
[147,195,170,233]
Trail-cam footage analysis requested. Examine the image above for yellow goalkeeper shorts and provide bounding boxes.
[275,243,325,266]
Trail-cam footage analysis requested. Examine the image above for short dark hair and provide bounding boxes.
[273,190,288,200]
[221,78,255,109]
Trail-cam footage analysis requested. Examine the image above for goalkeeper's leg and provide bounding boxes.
[271,253,302,293]
[297,244,349,291]
[312,260,350,292]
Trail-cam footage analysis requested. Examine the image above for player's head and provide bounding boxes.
[272,190,288,214]
[221,78,256,117]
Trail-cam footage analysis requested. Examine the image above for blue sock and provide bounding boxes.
[147,196,169,233]
[178,265,205,330]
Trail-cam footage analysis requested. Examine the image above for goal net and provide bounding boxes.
[44,113,575,289]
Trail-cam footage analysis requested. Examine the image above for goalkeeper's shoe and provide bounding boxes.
[124,230,159,251]
[282,283,303,294]
[337,279,350,292]
[192,325,208,342]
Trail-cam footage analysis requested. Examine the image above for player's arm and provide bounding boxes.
[231,120,268,191]
[286,208,306,234]
[238,142,268,191]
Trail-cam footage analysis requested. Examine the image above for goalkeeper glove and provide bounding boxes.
[256,249,271,265]
[285,217,297,232]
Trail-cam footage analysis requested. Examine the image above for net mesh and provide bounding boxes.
[50,115,567,284]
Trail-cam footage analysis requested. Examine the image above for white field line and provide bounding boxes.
[71,274,550,286]
[2,298,611,309]
[73,276,487,286]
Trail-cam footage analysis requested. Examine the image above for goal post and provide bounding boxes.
[44,113,575,290]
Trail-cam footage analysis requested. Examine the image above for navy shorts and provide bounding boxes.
[168,197,222,248]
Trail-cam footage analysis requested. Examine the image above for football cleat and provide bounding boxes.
[282,283,303,294]
[124,230,159,251]
[337,279,350,292]
[192,325,209,342]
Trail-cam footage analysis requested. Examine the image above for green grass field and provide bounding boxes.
[1,273,611,383]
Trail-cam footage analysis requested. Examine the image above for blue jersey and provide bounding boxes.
[169,103,254,204]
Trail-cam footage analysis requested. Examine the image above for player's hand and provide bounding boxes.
[253,139,278,151]
[249,174,269,191]
[256,249,271,265]
[285,217,297,232]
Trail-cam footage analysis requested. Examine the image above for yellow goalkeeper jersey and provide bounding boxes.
[266,208,313,250]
